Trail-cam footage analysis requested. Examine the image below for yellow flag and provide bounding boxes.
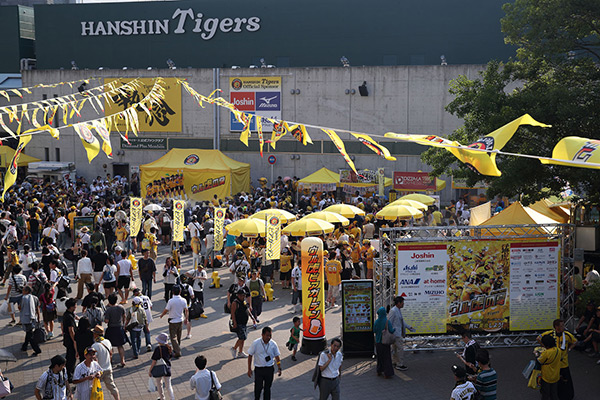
[2,134,32,200]
[239,114,252,146]
[322,129,359,175]
[351,132,396,161]
[91,120,113,158]
[269,120,287,149]
[287,123,313,145]
[257,117,264,157]
[129,197,143,237]
[385,114,551,176]
[172,200,185,242]
[214,207,226,252]
[540,136,600,169]
[73,123,101,162]
[0,114,16,138]
[265,214,281,260]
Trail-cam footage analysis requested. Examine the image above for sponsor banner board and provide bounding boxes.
[229,77,281,132]
[393,171,435,191]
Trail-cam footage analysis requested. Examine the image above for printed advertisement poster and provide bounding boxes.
[342,281,374,332]
[393,172,436,191]
[396,243,449,334]
[396,240,560,333]
[229,77,281,132]
[104,78,182,132]
[509,241,560,331]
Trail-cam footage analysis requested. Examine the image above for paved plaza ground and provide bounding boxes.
[2,246,600,399]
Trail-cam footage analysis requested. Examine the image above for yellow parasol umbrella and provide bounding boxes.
[399,194,435,206]
[301,211,350,226]
[376,205,423,220]
[250,208,297,224]
[323,204,366,218]
[225,219,266,237]
[282,218,335,236]
[388,199,428,211]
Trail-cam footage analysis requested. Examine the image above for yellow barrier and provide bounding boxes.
[265,283,274,301]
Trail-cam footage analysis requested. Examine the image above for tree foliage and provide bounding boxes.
[423,0,600,204]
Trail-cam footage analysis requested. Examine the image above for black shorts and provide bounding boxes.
[103,281,116,289]
[117,276,130,290]
[280,271,291,280]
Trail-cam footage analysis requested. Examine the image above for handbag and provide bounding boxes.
[381,321,395,345]
[208,370,223,400]
[151,347,171,377]
[522,360,536,379]
[229,319,236,333]
[527,367,542,390]
[147,377,157,392]
[33,322,47,343]
[90,377,104,400]
[0,377,11,396]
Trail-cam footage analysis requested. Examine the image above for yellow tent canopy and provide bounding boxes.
[298,167,393,187]
[479,202,559,235]
[0,146,40,168]
[140,149,250,201]
[529,199,569,223]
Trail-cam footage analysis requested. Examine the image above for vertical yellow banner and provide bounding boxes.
[378,167,385,197]
[129,197,143,237]
[266,214,281,260]
[214,207,226,252]
[172,200,185,242]
[2,133,32,200]
[301,237,326,340]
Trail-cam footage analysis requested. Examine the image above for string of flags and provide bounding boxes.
[2,75,600,200]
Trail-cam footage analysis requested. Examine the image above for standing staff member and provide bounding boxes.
[247,326,282,400]
[387,296,415,371]
[538,319,576,400]
[318,338,343,400]
[188,216,203,269]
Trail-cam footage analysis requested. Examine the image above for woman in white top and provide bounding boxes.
[20,244,36,279]
[100,256,118,297]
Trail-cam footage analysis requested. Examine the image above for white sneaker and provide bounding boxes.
[237,352,249,358]
[146,345,152,351]
[185,334,192,340]
[230,347,237,358]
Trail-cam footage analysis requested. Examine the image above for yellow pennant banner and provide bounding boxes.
[540,136,600,169]
[266,214,281,260]
[2,133,32,200]
[301,237,326,340]
[172,200,185,242]
[129,197,143,237]
[73,123,101,162]
[385,114,551,176]
[214,207,226,252]
[322,128,359,175]
[351,132,396,161]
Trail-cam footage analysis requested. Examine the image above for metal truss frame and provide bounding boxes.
[376,224,575,349]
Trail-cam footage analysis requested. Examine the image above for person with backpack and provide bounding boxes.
[138,249,157,300]
[101,210,116,251]
[159,210,171,246]
[132,287,154,352]
[4,265,26,326]
[74,317,94,363]
[100,256,118,297]
[125,297,148,359]
[34,355,73,400]
[28,261,48,301]
[40,282,57,340]
[28,209,41,252]
[91,245,109,292]
[83,296,104,329]
[20,243,36,279]
[89,226,106,258]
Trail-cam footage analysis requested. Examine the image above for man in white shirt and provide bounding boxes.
[387,296,415,371]
[247,326,282,400]
[72,347,102,400]
[190,355,221,400]
[318,338,343,400]
[56,212,70,251]
[76,250,94,300]
[159,285,188,358]
[91,326,121,400]
[116,250,133,304]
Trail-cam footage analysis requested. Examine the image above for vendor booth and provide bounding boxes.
[140,149,250,201]
[298,167,393,195]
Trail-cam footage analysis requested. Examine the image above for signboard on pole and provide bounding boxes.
[393,172,435,191]
[396,239,560,334]
[229,77,281,132]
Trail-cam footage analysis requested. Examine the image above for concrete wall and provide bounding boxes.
[17,65,486,203]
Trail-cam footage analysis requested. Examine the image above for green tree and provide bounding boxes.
[423,0,600,204]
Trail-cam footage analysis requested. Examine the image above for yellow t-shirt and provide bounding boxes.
[362,246,374,269]
[349,227,361,240]
[325,260,342,286]
[68,211,77,228]
[432,210,443,225]
[350,243,361,263]
[539,330,576,368]
[538,347,561,384]
[115,226,128,241]
[280,254,292,273]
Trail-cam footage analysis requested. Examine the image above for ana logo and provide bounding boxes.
[269,216,280,226]
[132,199,141,207]
[231,79,243,90]
[184,154,199,165]
[399,279,420,285]
[216,210,224,218]
[175,202,183,210]
[468,136,494,151]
